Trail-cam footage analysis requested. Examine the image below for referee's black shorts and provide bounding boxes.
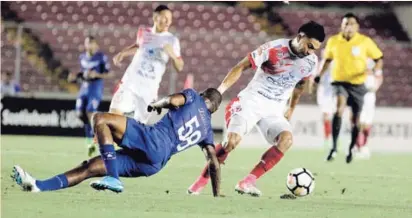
[331,82,368,113]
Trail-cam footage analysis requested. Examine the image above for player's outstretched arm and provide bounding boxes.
[285,79,306,120]
[147,93,187,114]
[202,144,222,197]
[217,56,251,94]
[113,43,139,66]
[163,44,184,72]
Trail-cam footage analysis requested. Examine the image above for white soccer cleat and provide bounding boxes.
[356,146,371,159]
[11,165,41,192]
[235,180,262,197]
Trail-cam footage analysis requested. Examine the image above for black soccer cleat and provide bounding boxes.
[346,152,353,164]
[326,149,337,162]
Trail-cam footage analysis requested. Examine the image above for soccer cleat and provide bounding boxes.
[323,139,331,148]
[11,165,41,192]
[355,146,371,160]
[326,149,337,162]
[90,176,123,193]
[87,143,97,157]
[235,179,262,197]
[346,152,353,164]
[187,176,208,195]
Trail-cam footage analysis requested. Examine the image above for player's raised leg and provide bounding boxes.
[85,86,135,157]
[89,112,128,192]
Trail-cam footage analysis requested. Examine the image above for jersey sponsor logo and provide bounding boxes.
[142,47,166,63]
[257,90,283,101]
[265,73,296,89]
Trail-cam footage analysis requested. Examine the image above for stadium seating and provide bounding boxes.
[1,31,62,92]
[6,1,262,98]
[3,1,412,106]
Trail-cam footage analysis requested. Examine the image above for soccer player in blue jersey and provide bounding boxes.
[68,36,112,155]
[12,88,223,197]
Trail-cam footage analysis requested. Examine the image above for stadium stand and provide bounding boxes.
[1,1,412,106]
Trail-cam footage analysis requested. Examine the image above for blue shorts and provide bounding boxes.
[115,149,163,177]
[120,118,174,166]
[76,94,101,112]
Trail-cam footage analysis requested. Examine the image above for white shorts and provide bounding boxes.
[224,97,291,145]
[316,84,335,114]
[110,86,154,124]
[360,92,376,125]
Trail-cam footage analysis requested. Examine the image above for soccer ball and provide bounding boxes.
[286,168,315,197]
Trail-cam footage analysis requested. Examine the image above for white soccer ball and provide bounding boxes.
[286,168,315,197]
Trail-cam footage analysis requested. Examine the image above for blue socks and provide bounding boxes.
[35,174,68,191]
[100,144,119,179]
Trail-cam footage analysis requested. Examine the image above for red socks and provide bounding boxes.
[324,120,332,140]
[250,146,284,179]
[356,127,372,148]
[357,131,365,148]
[199,144,285,181]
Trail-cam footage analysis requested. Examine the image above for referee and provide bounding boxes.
[314,13,383,163]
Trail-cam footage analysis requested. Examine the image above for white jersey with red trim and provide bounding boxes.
[238,39,318,115]
[120,27,181,102]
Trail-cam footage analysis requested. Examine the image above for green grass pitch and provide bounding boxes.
[2,135,412,218]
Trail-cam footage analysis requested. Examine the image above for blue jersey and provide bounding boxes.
[155,89,214,156]
[78,51,110,97]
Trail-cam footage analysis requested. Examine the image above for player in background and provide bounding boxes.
[314,13,383,163]
[86,5,184,157]
[12,88,223,196]
[1,71,21,97]
[355,59,383,159]
[68,36,112,153]
[188,21,325,197]
[110,4,183,120]
[310,50,336,147]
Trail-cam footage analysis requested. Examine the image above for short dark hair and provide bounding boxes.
[298,21,326,42]
[201,88,222,111]
[86,35,96,41]
[154,5,170,13]
[342,13,359,24]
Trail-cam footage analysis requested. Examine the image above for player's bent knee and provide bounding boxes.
[92,112,111,128]
[224,133,242,152]
[277,131,293,153]
[109,108,124,115]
